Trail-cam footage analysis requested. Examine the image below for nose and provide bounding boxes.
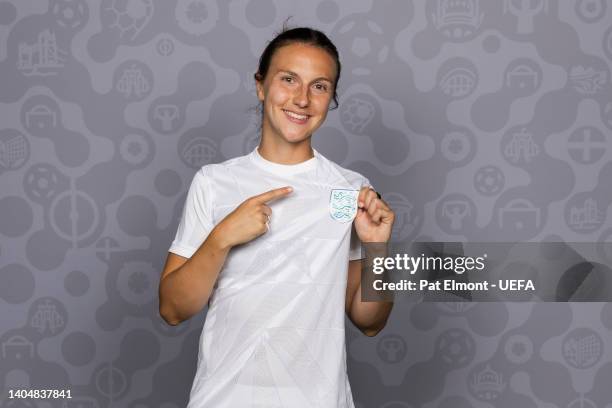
[292,84,309,108]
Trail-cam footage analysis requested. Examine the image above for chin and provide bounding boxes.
[282,135,311,145]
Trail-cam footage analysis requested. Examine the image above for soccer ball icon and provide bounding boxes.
[331,15,391,76]
[474,165,505,196]
[436,328,475,368]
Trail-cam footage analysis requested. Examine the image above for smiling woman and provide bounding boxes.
[159,23,395,408]
[253,28,341,162]
[255,43,336,150]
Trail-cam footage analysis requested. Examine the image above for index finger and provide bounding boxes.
[251,186,293,203]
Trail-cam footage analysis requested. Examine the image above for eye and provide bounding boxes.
[313,83,328,92]
[281,75,295,83]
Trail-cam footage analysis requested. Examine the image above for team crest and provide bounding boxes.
[329,189,359,223]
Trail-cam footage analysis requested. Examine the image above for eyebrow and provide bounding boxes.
[278,70,333,83]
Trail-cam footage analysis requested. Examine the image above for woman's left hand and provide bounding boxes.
[354,186,395,243]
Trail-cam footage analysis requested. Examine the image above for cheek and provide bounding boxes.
[266,85,291,105]
[318,110,328,122]
[313,97,331,115]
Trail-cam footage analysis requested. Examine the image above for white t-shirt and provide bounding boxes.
[169,146,371,408]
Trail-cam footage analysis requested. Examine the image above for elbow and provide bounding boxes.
[362,324,385,337]
[159,308,181,326]
[159,278,183,326]
[159,295,182,326]
[361,314,392,337]
[159,306,180,326]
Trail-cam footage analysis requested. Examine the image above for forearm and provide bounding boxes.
[349,243,394,336]
[349,282,394,335]
[159,228,231,325]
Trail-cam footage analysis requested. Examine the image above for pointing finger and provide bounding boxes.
[251,186,293,203]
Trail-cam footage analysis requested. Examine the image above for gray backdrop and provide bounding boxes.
[1,0,612,407]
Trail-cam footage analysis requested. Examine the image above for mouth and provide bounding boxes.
[282,109,311,124]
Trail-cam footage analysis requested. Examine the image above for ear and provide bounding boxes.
[254,75,264,102]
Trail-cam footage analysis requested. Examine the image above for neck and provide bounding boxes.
[257,135,314,165]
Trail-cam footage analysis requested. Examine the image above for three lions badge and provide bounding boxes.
[329,189,359,223]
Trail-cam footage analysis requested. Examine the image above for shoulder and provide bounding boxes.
[197,151,251,180]
[190,153,251,207]
[316,150,372,189]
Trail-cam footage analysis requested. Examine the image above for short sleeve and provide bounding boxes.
[168,167,215,259]
[349,176,374,261]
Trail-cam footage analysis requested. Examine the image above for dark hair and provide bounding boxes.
[253,21,341,110]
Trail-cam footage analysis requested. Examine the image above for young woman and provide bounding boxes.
[159,26,395,408]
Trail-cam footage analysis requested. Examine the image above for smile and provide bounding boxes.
[282,109,310,124]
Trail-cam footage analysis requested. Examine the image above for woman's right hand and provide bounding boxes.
[210,186,293,249]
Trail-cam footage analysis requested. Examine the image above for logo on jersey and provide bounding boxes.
[329,189,358,223]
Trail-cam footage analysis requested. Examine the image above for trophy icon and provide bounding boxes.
[504,0,549,34]
[153,104,179,132]
[442,200,471,231]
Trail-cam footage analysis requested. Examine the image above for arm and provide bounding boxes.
[159,186,293,326]
[347,185,396,336]
[345,258,394,337]
[159,228,231,326]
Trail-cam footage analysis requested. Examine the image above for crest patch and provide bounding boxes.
[329,189,358,223]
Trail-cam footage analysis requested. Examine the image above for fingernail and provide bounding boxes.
[358,201,363,207]
[286,186,293,192]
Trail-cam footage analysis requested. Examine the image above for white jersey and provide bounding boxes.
[168,146,371,408]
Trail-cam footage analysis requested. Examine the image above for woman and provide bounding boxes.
[159,25,395,407]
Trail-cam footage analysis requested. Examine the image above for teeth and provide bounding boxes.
[284,110,309,120]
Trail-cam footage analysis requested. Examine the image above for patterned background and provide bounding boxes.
[1,0,612,406]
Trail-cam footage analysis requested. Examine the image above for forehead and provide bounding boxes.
[269,43,337,80]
